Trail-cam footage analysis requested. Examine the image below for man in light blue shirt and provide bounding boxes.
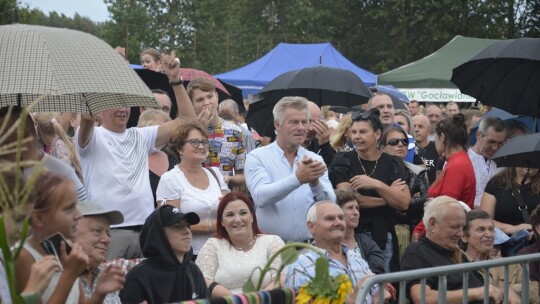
[245,96,336,242]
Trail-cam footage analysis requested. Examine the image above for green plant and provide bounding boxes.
[243,242,352,304]
[0,104,42,304]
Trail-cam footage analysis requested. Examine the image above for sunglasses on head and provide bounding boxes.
[351,108,380,121]
[387,138,409,146]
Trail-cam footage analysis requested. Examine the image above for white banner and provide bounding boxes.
[398,88,476,103]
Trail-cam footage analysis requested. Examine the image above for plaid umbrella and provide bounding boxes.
[0,24,158,114]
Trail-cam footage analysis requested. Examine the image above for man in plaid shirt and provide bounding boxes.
[285,201,390,304]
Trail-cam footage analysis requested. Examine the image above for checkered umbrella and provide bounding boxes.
[0,24,158,114]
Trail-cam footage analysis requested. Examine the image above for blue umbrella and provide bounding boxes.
[372,85,409,103]
[468,108,536,145]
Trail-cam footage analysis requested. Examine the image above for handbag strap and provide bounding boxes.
[511,184,531,224]
[205,167,221,186]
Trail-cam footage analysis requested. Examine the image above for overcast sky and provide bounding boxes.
[23,0,110,22]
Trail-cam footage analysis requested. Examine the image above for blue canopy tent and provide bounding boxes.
[214,42,376,98]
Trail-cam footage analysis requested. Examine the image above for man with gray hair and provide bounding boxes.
[285,201,390,304]
[245,96,336,243]
[468,117,507,208]
[401,196,503,303]
[218,99,256,153]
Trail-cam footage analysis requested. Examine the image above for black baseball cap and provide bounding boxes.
[159,205,200,227]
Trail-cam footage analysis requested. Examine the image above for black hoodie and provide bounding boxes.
[120,208,209,304]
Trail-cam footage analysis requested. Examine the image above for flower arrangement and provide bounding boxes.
[243,242,353,304]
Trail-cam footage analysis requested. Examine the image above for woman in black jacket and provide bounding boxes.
[336,189,385,274]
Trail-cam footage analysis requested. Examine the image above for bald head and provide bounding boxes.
[412,114,430,143]
[305,101,321,142]
[218,99,240,123]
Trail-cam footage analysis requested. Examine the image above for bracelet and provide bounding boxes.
[169,76,183,86]
[208,281,220,294]
[207,220,212,232]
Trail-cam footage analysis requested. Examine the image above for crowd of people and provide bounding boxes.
[2,48,540,304]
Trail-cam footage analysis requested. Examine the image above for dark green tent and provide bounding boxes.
[377,36,500,102]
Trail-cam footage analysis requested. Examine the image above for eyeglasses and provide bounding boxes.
[387,138,409,146]
[184,139,209,148]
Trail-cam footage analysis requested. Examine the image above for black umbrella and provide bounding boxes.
[130,69,178,128]
[491,133,540,168]
[259,66,372,107]
[451,38,540,117]
[247,66,372,135]
[217,79,246,113]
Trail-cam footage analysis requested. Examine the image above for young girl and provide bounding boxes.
[34,112,84,181]
[15,172,124,304]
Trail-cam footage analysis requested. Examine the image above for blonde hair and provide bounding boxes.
[33,112,83,181]
[137,109,171,127]
[330,113,352,151]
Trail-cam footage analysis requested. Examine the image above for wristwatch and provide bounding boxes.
[169,76,183,86]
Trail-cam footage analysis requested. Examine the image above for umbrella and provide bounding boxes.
[370,85,408,110]
[328,105,363,115]
[0,24,158,114]
[247,66,372,135]
[468,108,535,146]
[218,79,246,113]
[129,68,178,127]
[258,66,372,108]
[177,68,246,113]
[179,68,230,95]
[451,38,540,117]
[491,133,540,168]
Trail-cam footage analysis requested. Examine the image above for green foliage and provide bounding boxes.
[14,0,540,74]
[0,104,43,304]
[0,0,16,25]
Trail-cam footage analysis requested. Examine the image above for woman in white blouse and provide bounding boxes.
[156,121,229,258]
[196,191,285,296]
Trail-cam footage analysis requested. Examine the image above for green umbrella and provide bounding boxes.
[0,24,158,114]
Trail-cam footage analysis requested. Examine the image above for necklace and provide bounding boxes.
[233,236,257,251]
[357,153,379,177]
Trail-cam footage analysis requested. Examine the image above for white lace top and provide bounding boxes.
[196,235,285,293]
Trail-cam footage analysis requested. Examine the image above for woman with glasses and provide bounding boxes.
[329,109,411,272]
[380,126,429,257]
[156,121,230,258]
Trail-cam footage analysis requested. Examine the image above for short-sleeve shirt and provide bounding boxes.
[156,166,229,254]
[428,150,476,208]
[205,120,246,176]
[329,151,408,250]
[329,151,408,221]
[484,178,540,226]
[196,235,285,293]
[76,126,158,227]
[401,236,484,303]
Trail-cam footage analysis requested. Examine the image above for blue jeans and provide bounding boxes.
[364,231,393,273]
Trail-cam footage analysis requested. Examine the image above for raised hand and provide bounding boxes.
[311,120,330,145]
[95,264,126,295]
[161,53,181,83]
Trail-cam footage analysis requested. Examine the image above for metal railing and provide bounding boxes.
[356,253,540,304]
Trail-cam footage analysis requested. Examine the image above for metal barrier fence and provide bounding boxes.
[356,253,540,304]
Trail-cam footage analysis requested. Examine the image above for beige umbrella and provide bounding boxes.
[0,24,158,114]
